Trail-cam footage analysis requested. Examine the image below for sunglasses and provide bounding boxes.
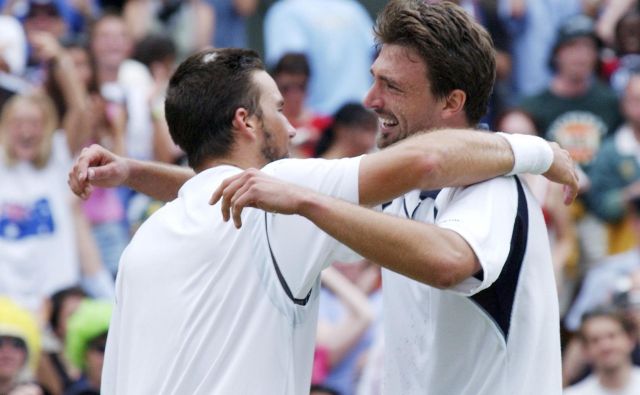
[0,336,27,350]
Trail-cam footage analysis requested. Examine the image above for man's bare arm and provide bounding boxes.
[69,144,194,201]
[356,129,576,206]
[210,172,478,287]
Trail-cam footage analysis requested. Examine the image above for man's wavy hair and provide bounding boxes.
[374,0,496,125]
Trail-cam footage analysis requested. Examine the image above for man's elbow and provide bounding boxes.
[429,253,479,290]
[415,150,445,190]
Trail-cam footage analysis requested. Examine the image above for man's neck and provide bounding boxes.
[598,362,633,390]
[550,74,592,98]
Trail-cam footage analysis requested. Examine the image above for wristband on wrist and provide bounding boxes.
[497,132,554,176]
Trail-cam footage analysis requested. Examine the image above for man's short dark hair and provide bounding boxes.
[374,0,496,125]
[271,52,310,78]
[165,48,265,168]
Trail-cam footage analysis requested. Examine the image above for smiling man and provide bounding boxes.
[212,1,566,394]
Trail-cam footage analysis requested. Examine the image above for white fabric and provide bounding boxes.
[564,368,640,395]
[497,132,554,176]
[0,16,27,75]
[382,177,562,395]
[0,132,80,311]
[101,157,361,395]
[117,59,154,161]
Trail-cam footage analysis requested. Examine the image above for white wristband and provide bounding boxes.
[497,132,554,176]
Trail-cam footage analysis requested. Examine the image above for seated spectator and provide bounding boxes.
[314,103,378,160]
[0,297,44,395]
[521,14,622,266]
[271,53,331,158]
[564,310,640,394]
[63,300,112,395]
[587,71,640,258]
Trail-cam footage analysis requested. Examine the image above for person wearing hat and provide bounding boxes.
[63,300,111,395]
[521,14,625,265]
[0,297,41,395]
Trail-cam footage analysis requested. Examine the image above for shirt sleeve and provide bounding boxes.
[435,177,519,296]
[260,157,361,299]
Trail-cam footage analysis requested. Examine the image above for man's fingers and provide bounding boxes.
[209,185,224,206]
[230,183,255,228]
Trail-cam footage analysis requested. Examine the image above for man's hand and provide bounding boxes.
[543,142,579,205]
[209,168,312,228]
[68,144,130,200]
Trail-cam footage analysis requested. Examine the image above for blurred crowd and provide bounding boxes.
[2,0,640,394]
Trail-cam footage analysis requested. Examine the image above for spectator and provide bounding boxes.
[264,0,375,115]
[498,0,582,100]
[314,103,377,159]
[520,14,621,168]
[0,93,82,312]
[133,34,183,164]
[90,13,154,161]
[271,53,330,158]
[521,14,622,265]
[0,297,42,395]
[63,300,112,395]
[206,0,258,48]
[43,36,129,277]
[587,71,640,256]
[609,10,640,95]
[564,310,640,394]
[37,287,86,395]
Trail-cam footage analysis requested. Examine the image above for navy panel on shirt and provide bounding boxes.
[469,177,529,341]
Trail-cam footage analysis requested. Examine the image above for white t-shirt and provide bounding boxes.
[564,368,640,395]
[382,176,562,395]
[0,132,79,311]
[101,157,361,395]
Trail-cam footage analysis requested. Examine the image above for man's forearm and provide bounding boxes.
[358,129,515,205]
[126,159,195,201]
[296,190,479,288]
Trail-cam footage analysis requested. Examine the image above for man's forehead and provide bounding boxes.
[253,70,283,103]
[371,45,428,84]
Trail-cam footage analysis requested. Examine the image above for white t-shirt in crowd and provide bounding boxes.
[0,132,79,311]
[382,176,562,395]
[101,157,361,395]
[564,368,640,395]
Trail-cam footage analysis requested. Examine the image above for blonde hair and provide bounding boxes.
[0,93,59,169]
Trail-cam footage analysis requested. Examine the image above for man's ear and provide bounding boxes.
[232,107,258,141]
[441,89,467,120]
